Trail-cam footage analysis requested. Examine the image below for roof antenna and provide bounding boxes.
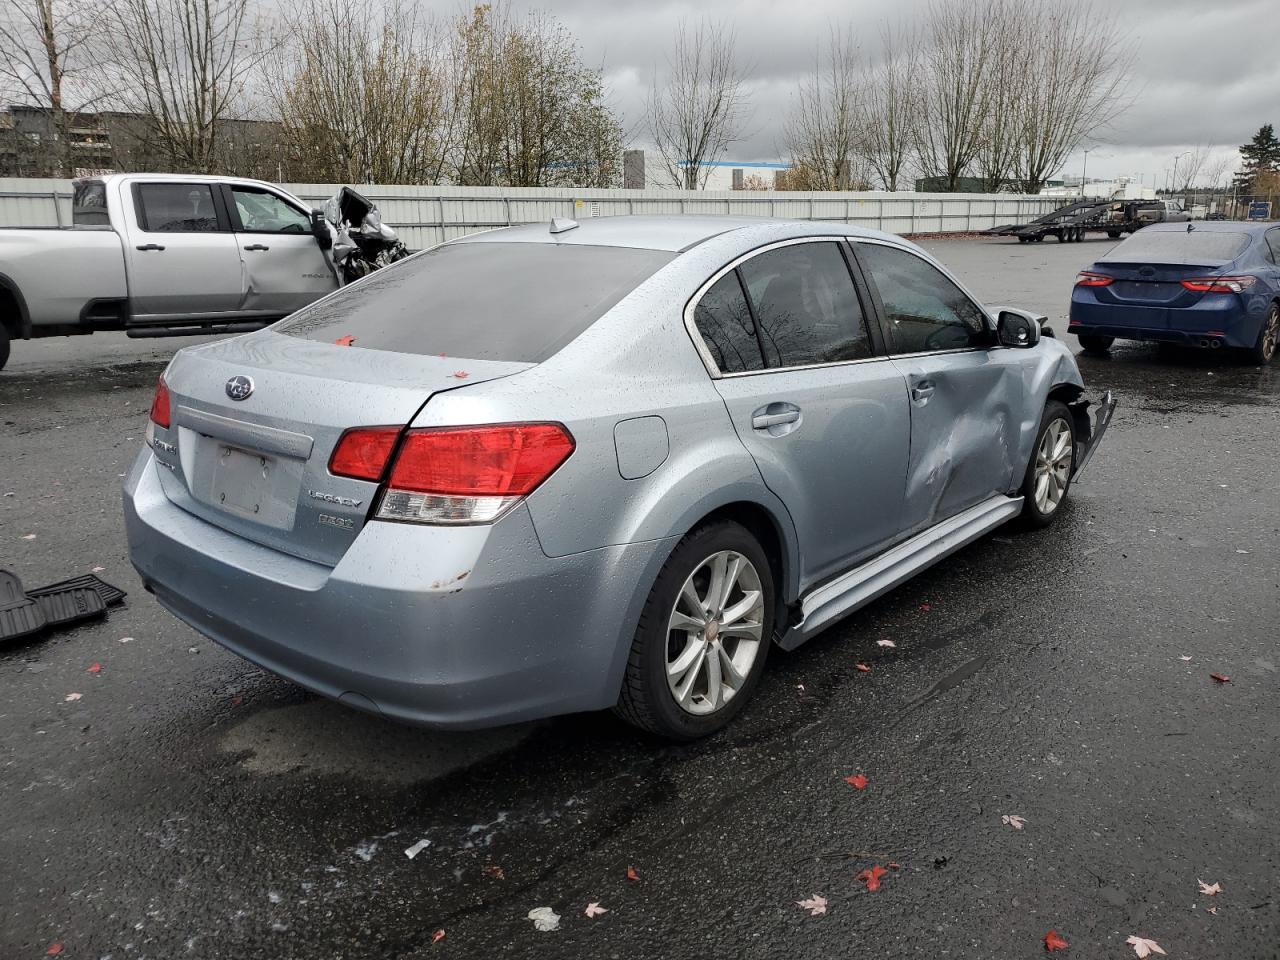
[550,217,579,235]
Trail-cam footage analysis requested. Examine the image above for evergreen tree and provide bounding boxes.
[1235,124,1280,191]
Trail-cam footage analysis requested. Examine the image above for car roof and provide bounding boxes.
[1140,220,1274,235]
[455,214,905,252]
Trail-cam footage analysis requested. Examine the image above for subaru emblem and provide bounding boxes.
[225,375,254,401]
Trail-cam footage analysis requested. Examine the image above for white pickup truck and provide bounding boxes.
[0,173,342,371]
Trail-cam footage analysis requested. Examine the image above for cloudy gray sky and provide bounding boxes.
[501,0,1279,188]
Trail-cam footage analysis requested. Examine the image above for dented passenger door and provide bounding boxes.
[852,241,1025,536]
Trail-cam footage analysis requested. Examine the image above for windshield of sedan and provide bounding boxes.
[277,241,674,362]
[1100,230,1251,264]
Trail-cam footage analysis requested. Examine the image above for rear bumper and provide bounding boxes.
[123,450,676,729]
[1069,294,1259,348]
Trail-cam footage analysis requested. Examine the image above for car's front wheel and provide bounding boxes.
[1018,400,1076,528]
[615,521,775,739]
[1077,334,1114,354]
[1247,302,1279,365]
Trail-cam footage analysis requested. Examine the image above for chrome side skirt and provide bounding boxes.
[779,494,1024,650]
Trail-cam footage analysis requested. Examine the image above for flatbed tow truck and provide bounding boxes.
[986,198,1189,243]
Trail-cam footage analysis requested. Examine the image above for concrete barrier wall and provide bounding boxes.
[0,178,1060,247]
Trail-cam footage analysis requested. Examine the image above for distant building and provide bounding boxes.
[621,150,793,190]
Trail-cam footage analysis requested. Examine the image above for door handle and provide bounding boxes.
[135,243,165,251]
[911,381,936,402]
[751,409,801,430]
[243,243,271,251]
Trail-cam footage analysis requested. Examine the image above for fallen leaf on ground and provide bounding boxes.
[334,335,356,346]
[584,902,608,918]
[22,534,36,540]
[87,663,102,674]
[887,862,902,869]
[64,693,82,702]
[877,639,896,648]
[844,774,869,790]
[1126,935,1166,958]
[1210,673,1230,683]
[452,370,470,379]
[404,838,431,859]
[854,663,872,672]
[1208,906,1219,915]
[91,565,105,573]
[856,865,888,892]
[1002,814,1028,830]
[626,866,640,881]
[1198,879,1221,896]
[431,929,445,944]
[1179,656,1192,661]
[1044,929,1069,951]
[528,906,560,931]
[796,894,828,916]
[483,864,505,880]
[46,943,63,956]
[920,603,931,611]
[117,637,132,644]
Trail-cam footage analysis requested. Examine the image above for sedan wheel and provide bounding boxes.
[616,520,775,739]
[665,550,764,716]
[1250,303,1280,364]
[1017,400,1076,529]
[1033,418,1073,515]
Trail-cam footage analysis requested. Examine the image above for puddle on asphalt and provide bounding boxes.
[219,700,536,784]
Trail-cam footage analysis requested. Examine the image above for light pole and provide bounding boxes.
[1081,149,1091,198]
[1170,150,1192,196]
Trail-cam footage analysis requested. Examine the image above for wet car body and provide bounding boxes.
[124,216,1112,736]
[1069,221,1280,359]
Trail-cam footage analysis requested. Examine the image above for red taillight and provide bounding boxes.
[329,426,401,481]
[1075,271,1114,287]
[149,375,171,428]
[378,423,575,525]
[1180,276,1257,294]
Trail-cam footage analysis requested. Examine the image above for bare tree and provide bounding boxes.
[1175,145,1211,193]
[862,24,916,191]
[1011,1,1133,193]
[1199,152,1232,191]
[784,28,864,191]
[0,0,106,175]
[648,20,750,190]
[103,0,268,172]
[267,0,453,184]
[911,0,1000,191]
[973,0,1031,191]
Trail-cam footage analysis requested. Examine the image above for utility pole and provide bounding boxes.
[1082,149,1091,198]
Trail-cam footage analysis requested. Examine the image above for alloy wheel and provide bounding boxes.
[665,550,765,716]
[1262,306,1279,361]
[1034,418,1074,514]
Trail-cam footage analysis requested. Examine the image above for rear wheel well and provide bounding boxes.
[688,502,790,639]
[0,286,22,340]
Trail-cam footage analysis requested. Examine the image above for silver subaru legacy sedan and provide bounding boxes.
[124,216,1114,739]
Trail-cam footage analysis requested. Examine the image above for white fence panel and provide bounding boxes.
[0,178,1059,249]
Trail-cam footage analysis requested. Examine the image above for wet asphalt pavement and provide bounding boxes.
[2,237,1278,959]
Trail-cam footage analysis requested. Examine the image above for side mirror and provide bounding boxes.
[996,309,1042,348]
[311,209,332,250]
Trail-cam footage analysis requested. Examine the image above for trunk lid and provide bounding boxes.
[155,330,530,566]
[1086,262,1224,310]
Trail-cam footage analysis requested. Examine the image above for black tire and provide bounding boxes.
[1077,334,1114,354]
[1017,400,1077,529]
[615,520,775,740]
[1246,302,1279,365]
[0,324,9,371]
[1106,230,1121,239]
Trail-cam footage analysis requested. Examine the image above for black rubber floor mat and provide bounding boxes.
[32,586,107,629]
[0,569,47,642]
[28,574,127,608]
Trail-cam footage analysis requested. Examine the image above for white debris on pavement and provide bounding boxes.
[404,838,432,859]
[528,907,561,932]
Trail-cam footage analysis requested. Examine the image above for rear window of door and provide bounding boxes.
[737,241,873,367]
[230,186,311,234]
[134,183,222,233]
[277,241,674,363]
[692,271,766,373]
[856,243,988,354]
[1265,229,1280,264]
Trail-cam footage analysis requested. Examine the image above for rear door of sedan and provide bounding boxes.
[688,237,911,588]
[851,240,1025,535]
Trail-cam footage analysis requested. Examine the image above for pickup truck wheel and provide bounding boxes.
[615,521,775,740]
[0,324,10,372]
[1247,302,1279,365]
[1077,334,1114,354]
[1017,401,1076,529]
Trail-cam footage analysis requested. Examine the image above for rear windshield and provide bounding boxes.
[1101,230,1251,265]
[72,181,109,226]
[277,242,674,362]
